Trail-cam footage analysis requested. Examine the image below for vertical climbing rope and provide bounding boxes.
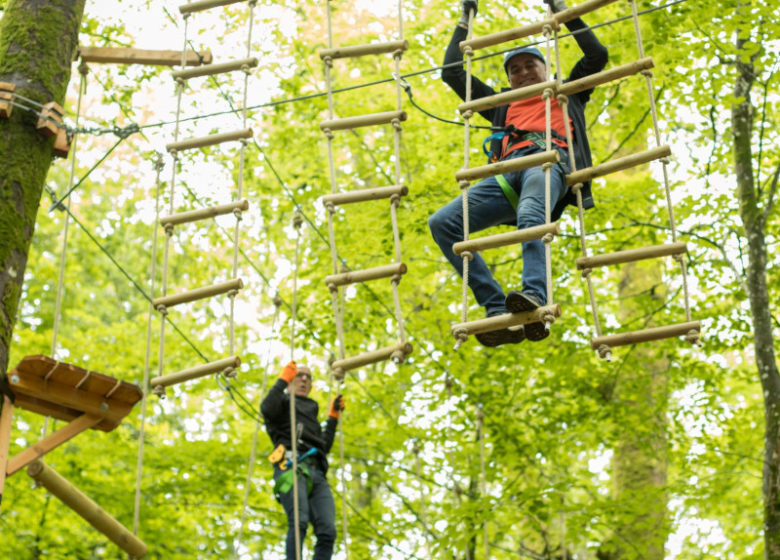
[629,0,697,343]
[541,17,556,309]
[289,210,303,560]
[412,442,430,558]
[133,153,165,535]
[476,406,489,560]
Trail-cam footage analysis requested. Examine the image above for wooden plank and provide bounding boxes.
[0,395,14,509]
[166,128,253,152]
[553,0,620,25]
[320,40,409,61]
[455,150,559,183]
[324,263,406,288]
[558,58,654,97]
[6,414,101,477]
[459,18,557,53]
[180,0,246,15]
[331,342,413,378]
[8,370,130,427]
[152,278,243,309]
[566,145,670,186]
[151,356,240,389]
[451,304,561,336]
[320,110,406,132]
[453,222,560,256]
[590,321,701,350]
[458,80,556,114]
[27,461,148,557]
[321,185,408,208]
[79,46,212,67]
[172,57,258,80]
[160,200,249,228]
[576,242,687,270]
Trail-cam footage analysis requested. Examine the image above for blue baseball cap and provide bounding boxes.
[503,46,545,73]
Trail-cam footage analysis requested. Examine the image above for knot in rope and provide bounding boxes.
[292,210,303,229]
[640,69,653,78]
[581,267,593,279]
[391,273,403,285]
[323,127,334,140]
[113,123,139,139]
[542,87,554,101]
[324,201,336,214]
[685,329,701,345]
[542,23,554,37]
[556,93,568,106]
[460,251,474,261]
[327,282,338,293]
[391,117,402,131]
[541,161,554,171]
[571,182,584,195]
[453,328,469,346]
[390,348,406,364]
[462,46,473,57]
[241,63,251,74]
[332,366,345,381]
[660,156,670,165]
[273,292,283,307]
[673,253,684,263]
[597,344,612,361]
[78,60,89,76]
[175,76,185,87]
[461,109,474,120]
[155,304,168,316]
[392,49,404,60]
[458,179,470,191]
[542,311,556,325]
[152,385,167,397]
[389,193,401,208]
[227,288,239,299]
[223,366,237,379]
[233,207,244,221]
[322,55,333,68]
[153,154,165,172]
[542,232,554,244]
[164,223,175,236]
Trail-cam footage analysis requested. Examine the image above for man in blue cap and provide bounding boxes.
[429,0,608,346]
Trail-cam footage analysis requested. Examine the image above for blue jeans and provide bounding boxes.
[428,146,569,315]
[274,464,337,560]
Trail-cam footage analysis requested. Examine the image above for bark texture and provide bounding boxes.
[0,0,85,382]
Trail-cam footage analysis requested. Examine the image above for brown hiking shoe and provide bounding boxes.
[505,291,549,342]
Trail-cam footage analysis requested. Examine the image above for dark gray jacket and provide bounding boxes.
[442,18,608,220]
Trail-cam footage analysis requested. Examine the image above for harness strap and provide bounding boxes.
[496,174,518,210]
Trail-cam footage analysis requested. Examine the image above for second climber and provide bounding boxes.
[428,0,608,347]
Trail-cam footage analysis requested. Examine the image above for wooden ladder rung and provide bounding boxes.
[453,222,560,256]
[319,39,409,61]
[151,356,240,389]
[27,461,148,558]
[331,342,413,378]
[325,263,406,288]
[36,102,64,138]
[320,110,406,132]
[152,278,243,310]
[322,185,408,208]
[590,321,701,351]
[459,80,556,115]
[180,0,246,14]
[455,149,559,183]
[78,47,212,67]
[0,82,16,118]
[576,242,687,270]
[566,145,670,186]
[559,58,654,97]
[451,304,561,338]
[166,128,252,153]
[458,0,617,53]
[160,200,249,228]
[172,57,258,80]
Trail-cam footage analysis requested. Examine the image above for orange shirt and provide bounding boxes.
[502,96,572,158]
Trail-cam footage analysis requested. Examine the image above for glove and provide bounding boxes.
[328,395,345,418]
[458,0,478,27]
[544,0,567,13]
[280,361,297,383]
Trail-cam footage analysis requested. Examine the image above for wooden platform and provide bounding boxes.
[8,355,141,432]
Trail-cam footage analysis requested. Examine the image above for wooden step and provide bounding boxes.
[320,39,409,61]
[0,82,16,118]
[172,57,257,80]
[27,461,148,558]
[455,149,559,183]
[566,145,670,186]
[166,128,252,153]
[458,0,617,53]
[151,356,240,390]
[36,102,63,138]
[160,200,249,228]
[559,58,654,97]
[590,321,701,352]
[451,304,561,339]
[78,46,212,67]
[152,278,243,310]
[180,0,246,14]
[325,263,406,289]
[321,185,408,208]
[331,342,413,379]
[320,110,406,132]
[576,242,686,270]
[459,80,556,115]
[453,222,560,256]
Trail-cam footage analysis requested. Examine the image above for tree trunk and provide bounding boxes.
[732,7,780,558]
[0,0,85,384]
